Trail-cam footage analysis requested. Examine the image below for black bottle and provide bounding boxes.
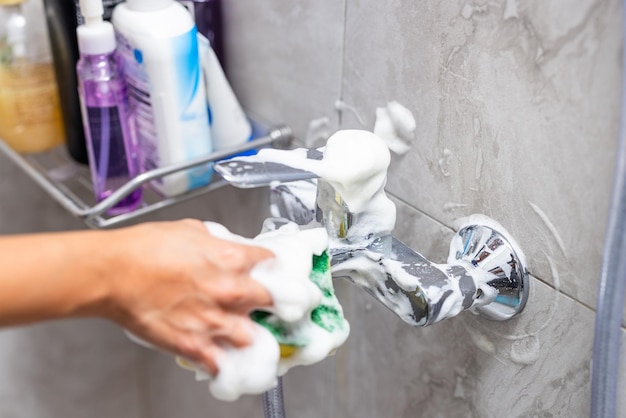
[42,0,87,164]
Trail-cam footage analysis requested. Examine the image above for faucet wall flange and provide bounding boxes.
[449,223,529,321]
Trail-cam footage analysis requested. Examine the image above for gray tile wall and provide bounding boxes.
[1,0,624,417]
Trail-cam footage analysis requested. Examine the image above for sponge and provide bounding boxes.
[176,220,350,401]
[250,248,349,375]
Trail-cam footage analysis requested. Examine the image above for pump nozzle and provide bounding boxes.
[79,0,104,25]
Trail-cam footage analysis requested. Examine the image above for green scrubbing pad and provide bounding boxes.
[250,250,347,357]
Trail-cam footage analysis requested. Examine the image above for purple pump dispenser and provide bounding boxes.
[76,0,141,214]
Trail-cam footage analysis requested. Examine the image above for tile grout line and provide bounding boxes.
[336,0,349,128]
[388,190,454,233]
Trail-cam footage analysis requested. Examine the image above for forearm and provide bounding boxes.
[0,219,274,375]
[0,230,116,326]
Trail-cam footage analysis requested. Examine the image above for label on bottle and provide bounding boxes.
[114,31,160,175]
[86,106,130,180]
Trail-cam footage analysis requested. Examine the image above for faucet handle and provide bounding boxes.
[214,147,324,188]
[214,160,317,188]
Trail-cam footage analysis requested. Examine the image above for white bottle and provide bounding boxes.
[197,34,252,151]
[112,0,213,197]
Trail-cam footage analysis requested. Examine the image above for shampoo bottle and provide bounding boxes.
[113,0,214,197]
[0,0,65,153]
[76,0,141,214]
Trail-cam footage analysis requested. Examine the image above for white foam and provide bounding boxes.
[373,101,415,155]
[206,222,328,323]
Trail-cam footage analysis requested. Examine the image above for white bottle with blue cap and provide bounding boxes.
[112,0,213,197]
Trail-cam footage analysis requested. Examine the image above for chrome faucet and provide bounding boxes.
[215,145,529,326]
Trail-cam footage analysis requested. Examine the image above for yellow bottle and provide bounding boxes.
[0,0,65,153]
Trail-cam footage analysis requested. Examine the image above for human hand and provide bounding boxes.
[104,219,274,375]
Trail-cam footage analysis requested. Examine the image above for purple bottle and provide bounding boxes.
[76,0,141,214]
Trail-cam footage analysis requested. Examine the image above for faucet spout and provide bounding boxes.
[328,223,528,326]
[329,236,480,326]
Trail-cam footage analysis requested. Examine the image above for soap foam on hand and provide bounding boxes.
[177,220,350,402]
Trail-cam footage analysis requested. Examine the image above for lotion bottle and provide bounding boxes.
[198,33,252,152]
[76,0,141,214]
[113,0,214,197]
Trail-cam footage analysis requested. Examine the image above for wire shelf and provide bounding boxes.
[0,125,293,229]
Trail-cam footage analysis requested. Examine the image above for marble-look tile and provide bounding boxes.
[222,1,345,144]
[340,0,622,318]
[0,319,143,418]
[336,266,594,417]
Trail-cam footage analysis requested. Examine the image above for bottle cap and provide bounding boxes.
[77,20,116,55]
[125,0,172,12]
[76,0,115,55]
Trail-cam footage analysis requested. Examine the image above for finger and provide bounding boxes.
[163,328,220,376]
[202,274,273,311]
[195,346,220,376]
[123,320,216,373]
[202,314,255,349]
[179,218,206,231]
[243,244,275,266]
[174,334,219,376]
[205,241,274,274]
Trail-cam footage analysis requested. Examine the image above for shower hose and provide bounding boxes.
[590,1,626,416]
[262,376,286,418]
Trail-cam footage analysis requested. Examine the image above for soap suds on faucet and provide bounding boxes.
[373,101,415,155]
